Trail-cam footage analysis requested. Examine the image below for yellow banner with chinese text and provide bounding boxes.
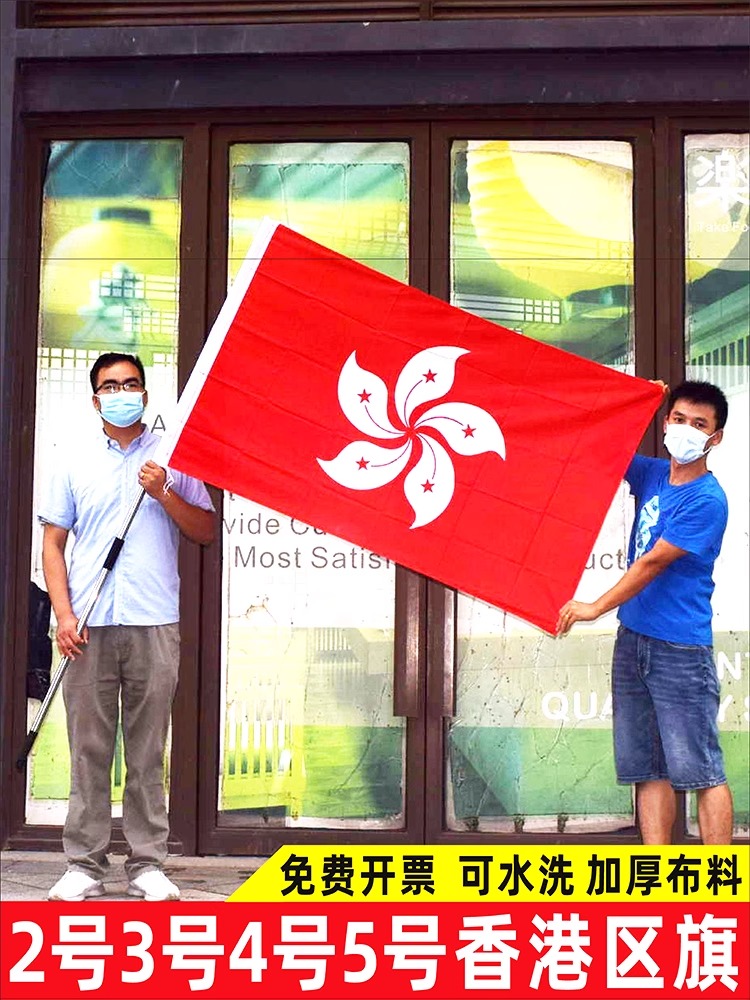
[228,845,749,904]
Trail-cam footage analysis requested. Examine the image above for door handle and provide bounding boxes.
[393,568,425,717]
[427,580,456,718]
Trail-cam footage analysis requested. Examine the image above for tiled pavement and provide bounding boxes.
[1,851,267,902]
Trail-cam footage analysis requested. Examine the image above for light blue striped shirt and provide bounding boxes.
[38,427,214,626]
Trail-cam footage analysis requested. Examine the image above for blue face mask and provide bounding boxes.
[97,391,145,428]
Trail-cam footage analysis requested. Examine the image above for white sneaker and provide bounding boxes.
[128,869,180,901]
[48,870,105,902]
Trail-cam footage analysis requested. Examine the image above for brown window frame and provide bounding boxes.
[3,106,747,854]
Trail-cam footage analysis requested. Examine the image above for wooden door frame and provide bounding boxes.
[196,121,432,854]
[424,116,657,844]
[3,107,746,853]
[423,112,748,844]
[3,119,210,852]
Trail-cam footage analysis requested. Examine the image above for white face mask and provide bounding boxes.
[97,391,145,428]
[663,423,714,465]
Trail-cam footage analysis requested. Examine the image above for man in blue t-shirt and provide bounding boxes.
[557,381,732,845]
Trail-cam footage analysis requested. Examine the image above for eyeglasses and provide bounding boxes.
[95,379,144,395]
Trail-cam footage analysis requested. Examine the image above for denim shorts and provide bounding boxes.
[612,625,726,791]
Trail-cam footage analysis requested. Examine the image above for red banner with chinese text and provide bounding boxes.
[2,901,748,999]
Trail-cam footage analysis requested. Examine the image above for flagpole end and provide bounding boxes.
[16,731,37,771]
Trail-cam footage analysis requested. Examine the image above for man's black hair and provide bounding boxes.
[90,353,146,392]
[667,380,728,430]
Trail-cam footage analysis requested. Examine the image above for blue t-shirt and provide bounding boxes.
[618,454,727,645]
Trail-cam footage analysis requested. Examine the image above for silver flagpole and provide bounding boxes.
[16,486,147,771]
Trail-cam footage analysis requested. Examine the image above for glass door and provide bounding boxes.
[426,124,656,841]
[683,130,749,837]
[26,135,183,831]
[10,117,745,854]
[194,120,744,851]
[199,129,430,852]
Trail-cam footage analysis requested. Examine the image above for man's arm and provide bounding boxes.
[139,460,215,545]
[42,522,89,657]
[157,488,216,545]
[556,537,686,635]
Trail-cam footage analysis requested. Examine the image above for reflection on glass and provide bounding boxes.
[41,140,182,361]
[684,133,750,837]
[220,142,410,828]
[453,139,634,365]
[228,142,409,283]
[448,139,636,833]
[27,139,182,826]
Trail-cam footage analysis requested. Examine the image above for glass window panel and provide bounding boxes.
[448,138,635,834]
[228,142,409,284]
[219,141,410,828]
[27,138,183,825]
[684,133,750,838]
[452,139,634,366]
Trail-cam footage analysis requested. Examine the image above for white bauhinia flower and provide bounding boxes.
[318,346,505,528]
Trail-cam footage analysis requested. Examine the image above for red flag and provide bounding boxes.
[156,220,662,633]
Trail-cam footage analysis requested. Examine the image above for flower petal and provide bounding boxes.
[394,346,469,426]
[337,351,402,439]
[416,402,506,458]
[403,434,456,529]
[318,440,412,491]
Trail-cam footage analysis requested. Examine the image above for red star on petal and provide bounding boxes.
[423,370,437,383]
[422,480,434,492]
[463,425,476,438]
[357,457,369,469]
[358,390,371,403]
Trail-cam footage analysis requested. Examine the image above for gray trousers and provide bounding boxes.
[62,623,179,879]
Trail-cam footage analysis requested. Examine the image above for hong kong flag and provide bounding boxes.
[155,219,662,633]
